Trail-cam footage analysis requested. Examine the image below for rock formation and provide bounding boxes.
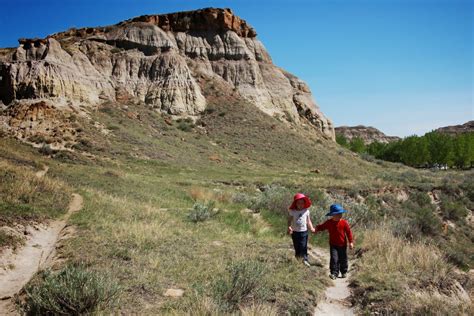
[0,8,334,140]
[335,125,400,144]
[435,121,474,135]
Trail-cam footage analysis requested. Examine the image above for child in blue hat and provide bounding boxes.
[314,204,354,279]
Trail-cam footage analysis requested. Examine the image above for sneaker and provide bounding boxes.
[303,260,311,267]
[341,273,347,278]
[329,274,337,280]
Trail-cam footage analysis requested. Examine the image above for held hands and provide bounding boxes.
[311,228,316,234]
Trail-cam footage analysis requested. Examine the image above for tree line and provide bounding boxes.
[336,131,474,169]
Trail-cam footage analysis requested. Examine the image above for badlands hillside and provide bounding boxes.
[335,125,400,144]
[0,8,472,315]
[436,121,474,136]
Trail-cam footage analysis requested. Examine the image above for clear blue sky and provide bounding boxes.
[1,0,472,136]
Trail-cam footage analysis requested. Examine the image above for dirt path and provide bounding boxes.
[0,193,83,314]
[311,247,355,316]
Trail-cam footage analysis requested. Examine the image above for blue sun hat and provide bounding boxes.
[325,204,347,216]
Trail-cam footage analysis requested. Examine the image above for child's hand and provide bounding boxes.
[349,242,354,250]
[287,226,293,235]
[311,228,316,234]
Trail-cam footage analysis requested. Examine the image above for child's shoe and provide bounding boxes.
[341,273,347,278]
[303,260,311,267]
[329,274,337,280]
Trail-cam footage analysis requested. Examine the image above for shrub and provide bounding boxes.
[110,47,122,54]
[232,192,257,207]
[249,185,293,216]
[107,125,120,131]
[21,265,120,315]
[188,201,219,223]
[360,153,376,163]
[0,230,23,248]
[412,205,442,236]
[38,144,56,156]
[176,118,195,132]
[212,261,267,312]
[441,199,468,222]
[28,134,47,144]
[408,191,432,207]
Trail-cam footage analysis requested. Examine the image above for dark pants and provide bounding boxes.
[330,245,348,276]
[291,231,308,261]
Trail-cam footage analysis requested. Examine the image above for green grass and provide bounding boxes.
[0,85,472,314]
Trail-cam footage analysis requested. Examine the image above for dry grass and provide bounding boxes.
[352,227,472,315]
[0,160,71,226]
[189,187,232,203]
[240,303,279,316]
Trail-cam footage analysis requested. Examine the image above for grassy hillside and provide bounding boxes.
[0,82,472,314]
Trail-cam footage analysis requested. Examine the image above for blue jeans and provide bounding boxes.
[291,230,308,261]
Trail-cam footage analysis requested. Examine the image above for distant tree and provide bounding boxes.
[336,134,349,148]
[380,141,403,162]
[349,137,366,153]
[366,141,387,158]
[399,135,429,167]
[452,133,474,169]
[359,130,473,169]
[425,132,453,166]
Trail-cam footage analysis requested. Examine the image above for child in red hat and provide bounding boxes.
[287,193,315,267]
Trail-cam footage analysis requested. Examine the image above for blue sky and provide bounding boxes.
[1,0,472,136]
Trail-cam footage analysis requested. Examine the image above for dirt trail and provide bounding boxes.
[311,247,355,316]
[0,191,83,314]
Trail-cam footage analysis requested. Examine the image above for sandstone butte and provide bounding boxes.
[0,8,335,141]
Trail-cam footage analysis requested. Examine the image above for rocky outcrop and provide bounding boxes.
[0,8,334,139]
[435,121,474,135]
[0,100,79,146]
[335,125,400,144]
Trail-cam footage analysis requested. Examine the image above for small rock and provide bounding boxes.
[164,288,184,297]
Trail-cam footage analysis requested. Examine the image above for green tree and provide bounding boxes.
[366,141,387,158]
[399,136,430,167]
[336,134,349,148]
[425,132,453,166]
[349,137,366,153]
[452,133,474,168]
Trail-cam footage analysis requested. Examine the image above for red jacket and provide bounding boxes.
[315,219,353,247]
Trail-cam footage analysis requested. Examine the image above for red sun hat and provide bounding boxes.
[289,193,312,210]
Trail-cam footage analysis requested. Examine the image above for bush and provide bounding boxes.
[176,118,195,132]
[408,191,432,207]
[412,205,441,236]
[232,192,252,204]
[21,265,120,315]
[213,260,267,312]
[441,199,468,222]
[249,185,293,216]
[360,153,376,163]
[38,144,56,156]
[188,201,219,223]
